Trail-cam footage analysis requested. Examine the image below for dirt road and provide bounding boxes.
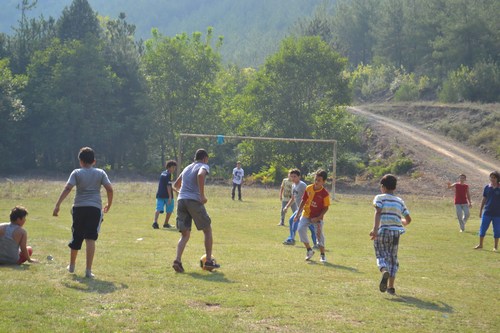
[347,106,499,199]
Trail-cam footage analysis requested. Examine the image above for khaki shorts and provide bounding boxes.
[176,199,211,231]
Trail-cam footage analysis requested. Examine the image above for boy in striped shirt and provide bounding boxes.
[370,174,412,295]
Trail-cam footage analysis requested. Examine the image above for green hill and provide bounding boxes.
[0,0,324,66]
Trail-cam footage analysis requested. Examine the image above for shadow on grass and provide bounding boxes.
[0,264,32,270]
[186,271,233,283]
[388,295,453,313]
[307,261,360,273]
[62,275,129,294]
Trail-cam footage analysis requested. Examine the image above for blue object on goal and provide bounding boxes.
[217,135,225,144]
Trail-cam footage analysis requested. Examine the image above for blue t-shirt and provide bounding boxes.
[156,170,173,199]
[482,185,500,217]
[178,162,210,202]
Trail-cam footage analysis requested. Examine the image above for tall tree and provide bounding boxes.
[57,0,100,41]
[142,28,223,167]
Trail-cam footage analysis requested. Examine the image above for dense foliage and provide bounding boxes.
[0,0,498,179]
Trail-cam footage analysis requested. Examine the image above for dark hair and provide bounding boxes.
[166,160,177,169]
[459,174,466,179]
[78,147,95,164]
[381,174,397,190]
[194,149,208,161]
[490,171,500,182]
[289,168,301,177]
[10,206,28,223]
[316,169,328,182]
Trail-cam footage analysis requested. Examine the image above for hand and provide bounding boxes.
[282,207,287,214]
[52,206,60,217]
[200,195,208,204]
[28,258,39,263]
[369,230,377,240]
[103,204,111,213]
[293,214,299,223]
[402,218,409,226]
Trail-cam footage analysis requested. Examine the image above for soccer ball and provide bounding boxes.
[200,254,217,271]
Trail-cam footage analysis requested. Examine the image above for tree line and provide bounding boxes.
[0,0,498,181]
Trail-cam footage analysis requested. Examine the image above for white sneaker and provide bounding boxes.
[305,249,315,260]
[85,269,95,278]
[320,254,327,263]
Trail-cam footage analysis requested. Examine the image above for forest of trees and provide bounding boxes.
[0,0,498,181]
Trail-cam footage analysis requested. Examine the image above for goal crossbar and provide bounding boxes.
[178,133,337,196]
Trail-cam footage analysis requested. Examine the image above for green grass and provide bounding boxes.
[0,180,499,332]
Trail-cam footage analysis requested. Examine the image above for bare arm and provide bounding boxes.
[466,188,472,207]
[479,197,486,218]
[279,184,284,201]
[53,184,74,216]
[17,229,37,263]
[103,183,113,213]
[198,169,208,204]
[293,199,306,222]
[402,214,412,226]
[447,182,456,189]
[370,207,382,240]
[173,175,182,192]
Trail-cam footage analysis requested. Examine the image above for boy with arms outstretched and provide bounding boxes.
[370,174,412,295]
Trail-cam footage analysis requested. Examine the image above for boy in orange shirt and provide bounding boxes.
[294,170,330,262]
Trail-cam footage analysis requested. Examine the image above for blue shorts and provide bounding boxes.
[156,198,175,214]
[479,215,500,238]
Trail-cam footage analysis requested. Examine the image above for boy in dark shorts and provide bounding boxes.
[53,147,113,278]
[171,149,219,272]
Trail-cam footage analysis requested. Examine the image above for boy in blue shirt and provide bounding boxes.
[475,171,500,252]
[153,160,177,229]
[370,174,412,295]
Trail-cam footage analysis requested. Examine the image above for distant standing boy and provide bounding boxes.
[231,161,244,201]
[172,149,220,272]
[152,160,177,229]
[0,206,38,265]
[447,174,472,232]
[370,174,412,295]
[279,175,294,226]
[294,170,330,262]
[475,171,500,252]
[53,147,113,278]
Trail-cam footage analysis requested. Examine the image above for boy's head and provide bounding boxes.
[78,147,95,164]
[380,174,397,191]
[236,161,241,168]
[10,206,28,223]
[289,168,301,183]
[314,169,327,188]
[194,149,208,162]
[165,160,177,170]
[490,171,500,183]
[459,174,466,182]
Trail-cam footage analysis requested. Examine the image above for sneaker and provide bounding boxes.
[67,264,75,273]
[320,254,327,263]
[203,260,220,270]
[152,222,159,229]
[277,222,285,226]
[305,249,315,261]
[283,239,295,245]
[387,288,396,295]
[379,270,390,292]
[172,260,184,273]
[163,223,172,228]
[85,270,95,279]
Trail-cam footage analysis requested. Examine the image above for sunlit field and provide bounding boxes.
[0,179,498,332]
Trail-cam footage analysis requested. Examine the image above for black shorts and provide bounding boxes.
[69,206,103,250]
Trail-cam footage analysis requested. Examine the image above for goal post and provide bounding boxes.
[178,133,337,197]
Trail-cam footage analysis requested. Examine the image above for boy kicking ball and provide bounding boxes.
[370,174,412,295]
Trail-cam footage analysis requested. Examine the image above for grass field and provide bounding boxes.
[0,179,499,333]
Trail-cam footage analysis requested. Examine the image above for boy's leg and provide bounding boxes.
[85,239,95,272]
[231,183,236,199]
[237,184,242,200]
[154,211,160,224]
[297,217,310,245]
[68,249,78,272]
[280,201,287,225]
[309,224,317,245]
[455,205,465,231]
[476,215,492,248]
[202,226,213,260]
[17,246,33,264]
[492,217,500,250]
[462,204,470,226]
[175,230,191,263]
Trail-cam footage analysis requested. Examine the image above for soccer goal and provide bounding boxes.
[177,133,337,196]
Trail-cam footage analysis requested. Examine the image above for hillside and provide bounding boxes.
[345,103,500,200]
[0,0,323,67]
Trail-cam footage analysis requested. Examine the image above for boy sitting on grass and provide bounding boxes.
[0,206,38,265]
